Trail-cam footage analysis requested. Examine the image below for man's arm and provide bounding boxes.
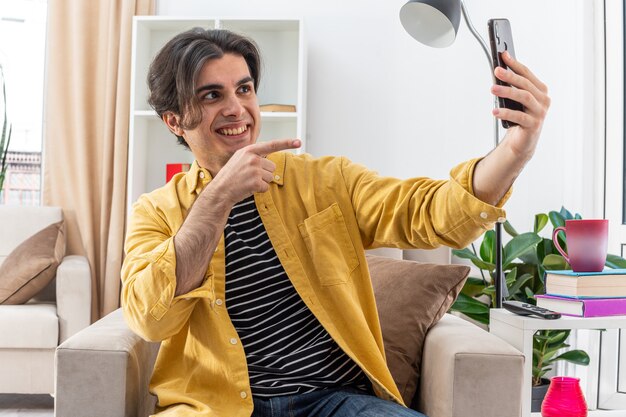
[174,139,301,296]
[472,51,551,205]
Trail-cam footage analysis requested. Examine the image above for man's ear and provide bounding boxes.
[162,112,185,137]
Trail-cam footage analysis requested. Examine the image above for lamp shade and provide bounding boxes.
[400,0,461,48]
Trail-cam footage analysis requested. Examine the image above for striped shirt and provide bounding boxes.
[224,196,366,397]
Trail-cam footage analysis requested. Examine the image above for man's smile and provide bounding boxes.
[217,124,249,136]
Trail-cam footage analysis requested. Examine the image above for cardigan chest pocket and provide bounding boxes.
[298,203,360,286]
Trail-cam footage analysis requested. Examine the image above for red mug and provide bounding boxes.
[552,219,608,272]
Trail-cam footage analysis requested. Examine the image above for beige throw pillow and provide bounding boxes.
[367,254,470,405]
[0,221,65,304]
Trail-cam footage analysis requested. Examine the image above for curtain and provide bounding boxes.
[43,0,155,320]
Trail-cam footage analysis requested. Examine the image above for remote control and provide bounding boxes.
[502,300,561,320]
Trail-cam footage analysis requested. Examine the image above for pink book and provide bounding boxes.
[536,294,626,317]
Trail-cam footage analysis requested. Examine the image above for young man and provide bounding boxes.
[121,28,549,417]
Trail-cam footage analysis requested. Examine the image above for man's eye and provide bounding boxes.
[239,85,252,94]
[203,91,219,100]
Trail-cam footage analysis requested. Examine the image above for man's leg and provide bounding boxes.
[291,387,427,417]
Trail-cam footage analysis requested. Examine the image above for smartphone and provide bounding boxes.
[488,18,524,128]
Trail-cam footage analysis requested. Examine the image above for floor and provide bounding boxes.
[0,395,53,417]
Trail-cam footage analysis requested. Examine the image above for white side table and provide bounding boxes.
[489,309,626,417]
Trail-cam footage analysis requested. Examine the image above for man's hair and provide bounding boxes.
[147,28,261,148]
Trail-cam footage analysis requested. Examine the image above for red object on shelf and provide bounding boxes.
[541,376,587,417]
[166,163,191,183]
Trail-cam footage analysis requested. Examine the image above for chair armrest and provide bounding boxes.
[55,308,159,417]
[418,313,524,417]
[56,255,92,342]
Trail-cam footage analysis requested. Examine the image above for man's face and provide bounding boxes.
[165,53,261,175]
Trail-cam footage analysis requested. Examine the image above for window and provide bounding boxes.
[0,0,47,206]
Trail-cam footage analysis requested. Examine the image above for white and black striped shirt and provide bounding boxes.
[224,196,366,397]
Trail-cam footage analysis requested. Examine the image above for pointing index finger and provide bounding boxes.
[251,139,302,157]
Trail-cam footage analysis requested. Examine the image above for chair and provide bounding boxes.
[0,206,91,394]
[55,256,524,417]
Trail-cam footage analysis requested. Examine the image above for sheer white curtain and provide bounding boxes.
[43,0,155,320]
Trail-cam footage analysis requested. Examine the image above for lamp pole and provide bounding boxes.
[459,0,507,308]
[399,0,507,308]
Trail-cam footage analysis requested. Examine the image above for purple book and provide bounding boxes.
[536,294,626,317]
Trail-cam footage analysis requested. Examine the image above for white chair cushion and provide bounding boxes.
[0,303,58,348]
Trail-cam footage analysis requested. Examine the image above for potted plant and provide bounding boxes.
[0,62,11,194]
[450,207,626,411]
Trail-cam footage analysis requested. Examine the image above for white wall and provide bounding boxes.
[156,0,602,236]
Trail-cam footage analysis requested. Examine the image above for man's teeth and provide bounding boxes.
[219,126,247,136]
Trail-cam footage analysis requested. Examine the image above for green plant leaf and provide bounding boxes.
[505,267,517,283]
[503,232,542,268]
[480,230,495,264]
[606,254,626,269]
[546,330,570,346]
[481,285,496,297]
[460,277,489,297]
[559,207,574,220]
[508,273,533,296]
[450,293,490,315]
[542,254,568,270]
[551,350,590,366]
[542,349,560,363]
[534,213,549,234]
[453,248,496,271]
[0,64,11,189]
[549,211,566,228]
[536,369,551,380]
[542,238,556,256]
[518,240,540,265]
[503,220,519,237]
[452,248,473,258]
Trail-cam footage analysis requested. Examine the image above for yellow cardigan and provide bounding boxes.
[121,152,508,417]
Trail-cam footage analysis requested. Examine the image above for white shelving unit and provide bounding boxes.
[490,309,626,417]
[127,17,306,214]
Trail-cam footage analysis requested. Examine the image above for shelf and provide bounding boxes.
[134,110,157,118]
[217,18,300,32]
[491,309,626,330]
[134,109,298,120]
[261,112,298,119]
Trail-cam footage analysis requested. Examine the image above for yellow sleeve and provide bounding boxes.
[342,157,509,250]
[120,197,215,342]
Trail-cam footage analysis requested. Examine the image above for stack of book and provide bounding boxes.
[536,269,626,317]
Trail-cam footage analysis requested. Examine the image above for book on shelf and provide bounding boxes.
[166,163,191,183]
[536,294,626,317]
[544,269,626,298]
[259,103,296,112]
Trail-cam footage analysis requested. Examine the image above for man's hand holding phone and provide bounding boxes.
[472,50,550,206]
[487,17,550,161]
[491,51,550,162]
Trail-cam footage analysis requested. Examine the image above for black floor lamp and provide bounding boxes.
[399,0,507,308]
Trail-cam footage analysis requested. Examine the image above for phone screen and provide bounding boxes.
[488,18,524,128]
